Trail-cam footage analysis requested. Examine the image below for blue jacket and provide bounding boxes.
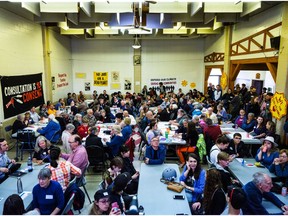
[145,145,166,165]
[269,162,288,186]
[255,149,279,168]
[242,119,257,132]
[242,181,284,215]
[106,134,125,156]
[121,125,132,142]
[179,167,205,203]
[37,120,61,143]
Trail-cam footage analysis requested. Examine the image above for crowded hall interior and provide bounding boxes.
[1,0,288,215]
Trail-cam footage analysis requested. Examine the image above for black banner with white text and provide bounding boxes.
[1,73,45,119]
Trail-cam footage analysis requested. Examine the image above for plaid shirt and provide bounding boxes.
[49,160,81,191]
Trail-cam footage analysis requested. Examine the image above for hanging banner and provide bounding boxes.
[94,72,108,86]
[150,78,178,92]
[1,73,44,119]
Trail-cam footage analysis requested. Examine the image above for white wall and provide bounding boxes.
[204,33,225,56]
[0,9,44,121]
[49,29,73,102]
[71,38,205,95]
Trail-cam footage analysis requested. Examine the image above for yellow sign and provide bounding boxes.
[270,92,287,120]
[94,72,108,86]
[75,73,86,79]
[220,72,227,90]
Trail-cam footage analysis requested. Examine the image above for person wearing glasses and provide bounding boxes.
[144,136,166,165]
[61,134,88,174]
[269,149,288,187]
[224,133,247,158]
[242,172,288,215]
[89,189,120,215]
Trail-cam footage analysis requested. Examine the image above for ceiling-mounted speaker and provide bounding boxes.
[270,36,280,50]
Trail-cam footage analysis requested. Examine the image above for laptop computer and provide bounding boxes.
[8,163,27,177]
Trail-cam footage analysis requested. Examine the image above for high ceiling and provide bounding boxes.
[0,1,282,40]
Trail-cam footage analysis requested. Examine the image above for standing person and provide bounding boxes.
[179,153,205,214]
[242,172,288,215]
[269,149,288,187]
[141,85,148,99]
[0,139,16,184]
[230,90,241,120]
[32,168,64,215]
[48,146,81,191]
[214,85,222,102]
[222,88,234,112]
[176,121,199,167]
[61,134,89,174]
[121,117,132,143]
[159,82,166,95]
[144,136,166,165]
[89,189,121,215]
[255,136,279,168]
[61,123,75,153]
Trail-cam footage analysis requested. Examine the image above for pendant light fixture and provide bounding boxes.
[132,35,141,49]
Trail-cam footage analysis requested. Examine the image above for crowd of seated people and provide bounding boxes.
[3,83,288,215]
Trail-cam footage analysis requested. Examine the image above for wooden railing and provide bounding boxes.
[204,52,225,63]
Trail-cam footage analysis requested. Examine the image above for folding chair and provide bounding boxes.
[17,130,36,160]
[85,145,108,174]
[77,164,92,204]
[61,193,75,215]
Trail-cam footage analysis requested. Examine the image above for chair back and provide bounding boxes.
[206,155,213,168]
[85,145,106,166]
[17,130,35,143]
[61,193,75,215]
[50,130,62,144]
[5,125,12,133]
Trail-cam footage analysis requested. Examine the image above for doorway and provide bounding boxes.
[252,80,264,95]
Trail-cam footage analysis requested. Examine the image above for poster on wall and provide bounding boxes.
[94,72,108,86]
[85,82,91,91]
[124,78,132,91]
[150,78,178,92]
[57,73,68,88]
[111,71,120,82]
[0,73,45,119]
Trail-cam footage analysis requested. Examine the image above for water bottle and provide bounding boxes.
[242,158,245,166]
[17,177,23,194]
[27,156,33,172]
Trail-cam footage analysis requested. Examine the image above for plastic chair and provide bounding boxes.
[49,129,62,145]
[61,192,75,215]
[67,176,77,189]
[77,164,92,204]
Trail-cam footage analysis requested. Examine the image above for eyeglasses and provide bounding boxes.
[68,141,75,144]
[151,139,159,142]
[280,155,288,158]
[234,137,241,140]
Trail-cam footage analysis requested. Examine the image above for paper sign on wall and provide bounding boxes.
[94,72,108,86]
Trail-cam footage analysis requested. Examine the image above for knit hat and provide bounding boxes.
[94,189,110,201]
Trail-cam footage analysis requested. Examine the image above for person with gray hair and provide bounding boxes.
[37,114,61,143]
[242,172,288,215]
[241,112,256,132]
[61,123,75,153]
[85,126,103,148]
[33,135,54,164]
[32,168,64,215]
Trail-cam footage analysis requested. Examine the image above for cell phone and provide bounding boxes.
[173,195,185,200]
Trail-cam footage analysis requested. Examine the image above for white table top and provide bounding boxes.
[137,163,191,215]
